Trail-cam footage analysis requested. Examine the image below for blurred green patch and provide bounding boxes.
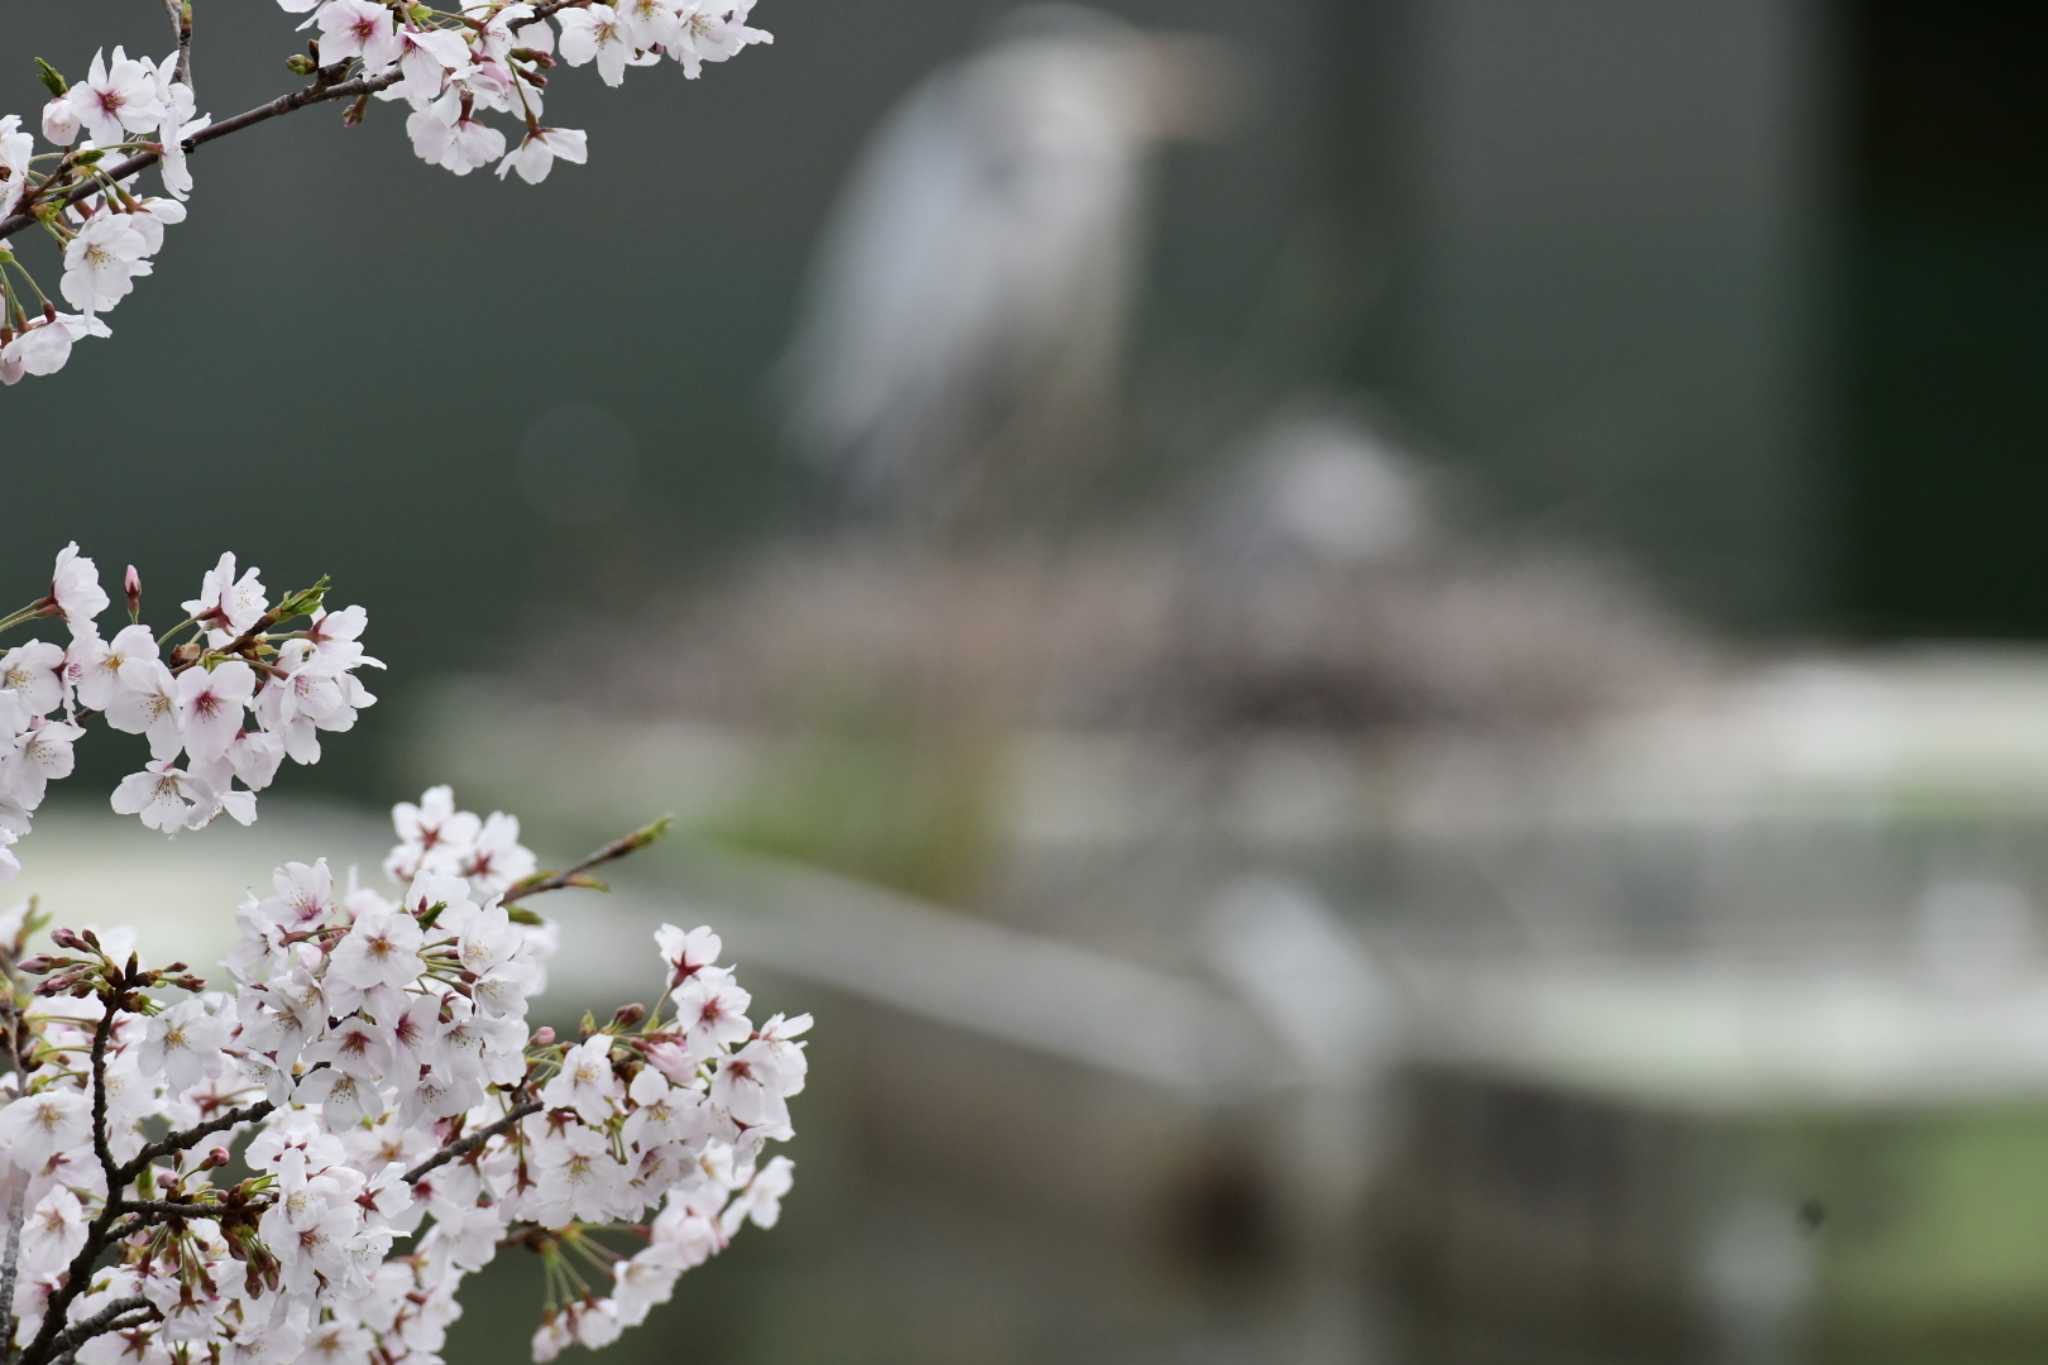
[696,704,1004,906]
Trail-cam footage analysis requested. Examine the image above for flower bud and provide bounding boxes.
[285,53,318,76]
[202,1146,231,1170]
[611,1003,646,1029]
[41,97,79,147]
[124,564,141,620]
[529,1025,556,1047]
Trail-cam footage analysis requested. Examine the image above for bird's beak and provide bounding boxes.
[1137,33,1247,143]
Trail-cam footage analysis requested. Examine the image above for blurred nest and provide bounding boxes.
[580,524,1722,740]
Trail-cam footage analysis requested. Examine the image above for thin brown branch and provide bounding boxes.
[164,0,194,91]
[0,939,32,1353]
[39,1296,157,1361]
[16,1004,138,1365]
[0,1181,23,1359]
[117,1097,274,1186]
[403,1098,543,1185]
[87,1007,120,1196]
[500,817,672,906]
[19,1209,118,1365]
[115,1198,263,1221]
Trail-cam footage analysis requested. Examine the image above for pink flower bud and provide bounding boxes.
[124,564,141,618]
[41,97,80,148]
[529,1026,556,1047]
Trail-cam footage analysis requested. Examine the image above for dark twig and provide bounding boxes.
[117,1097,273,1186]
[0,936,32,1353]
[0,63,371,242]
[19,1006,133,1365]
[20,1201,128,1365]
[404,1098,543,1186]
[163,0,194,90]
[500,818,672,907]
[115,1198,261,1221]
[87,1008,120,1196]
[39,1296,157,1360]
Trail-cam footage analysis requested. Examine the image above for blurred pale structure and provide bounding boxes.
[780,5,1232,524]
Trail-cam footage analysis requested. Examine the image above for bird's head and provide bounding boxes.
[976,5,1244,150]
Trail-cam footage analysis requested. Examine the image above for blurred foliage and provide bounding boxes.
[698,704,1004,905]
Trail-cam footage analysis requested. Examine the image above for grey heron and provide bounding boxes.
[778,6,1231,532]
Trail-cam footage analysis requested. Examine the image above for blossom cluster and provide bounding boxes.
[0,46,197,384]
[0,543,378,879]
[2,1,772,384]
[360,0,773,184]
[0,776,808,1365]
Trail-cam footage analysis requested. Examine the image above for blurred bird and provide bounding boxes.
[778,6,1233,532]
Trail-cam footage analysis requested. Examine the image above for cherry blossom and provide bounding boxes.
[172,658,256,762]
[2,0,777,386]
[0,541,811,1364]
[183,552,266,644]
[2,834,807,1365]
[35,99,77,151]
[671,0,773,80]
[0,1091,88,1179]
[137,995,232,1091]
[0,314,110,384]
[109,759,218,830]
[0,545,393,862]
[63,48,164,146]
[556,7,637,88]
[48,541,109,626]
[58,216,153,315]
[496,126,590,186]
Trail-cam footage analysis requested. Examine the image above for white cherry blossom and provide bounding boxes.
[0,313,110,382]
[557,6,636,87]
[0,1087,89,1171]
[173,659,255,762]
[0,552,810,1365]
[109,759,214,830]
[328,904,424,994]
[316,0,404,70]
[49,541,110,626]
[496,125,588,185]
[64,48,165,146]
[138,995,232,1092]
